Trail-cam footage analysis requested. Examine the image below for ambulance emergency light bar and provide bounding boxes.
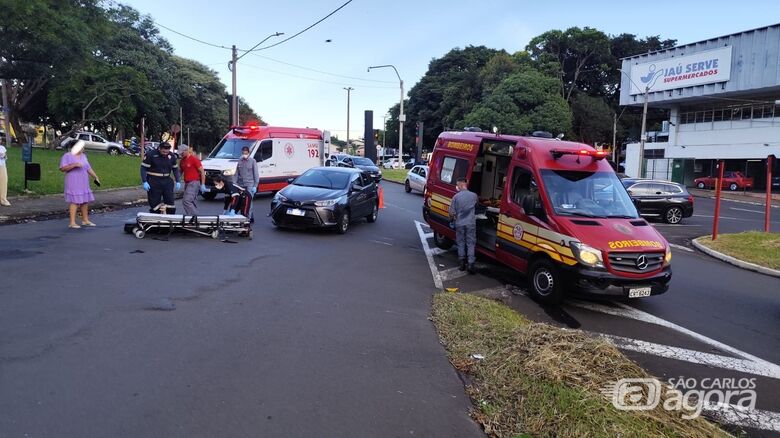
[230,121,262,134]
[550,148,608,160]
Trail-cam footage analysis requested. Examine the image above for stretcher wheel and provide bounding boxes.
[212,229,220,240]
[247,230,253,240]
[133,228,145,239]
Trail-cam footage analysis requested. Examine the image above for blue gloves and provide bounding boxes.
[175,182,182,192]
[142,181,150,191]
[227,210,237,217]
[200,184,209,194]
[249,187,257,197]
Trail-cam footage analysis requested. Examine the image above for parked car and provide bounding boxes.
[60,132,126,155]
[405,165,429,193]
[338,156,382,182]
[270,167,379,234]
[382,158,400,169]
[326,153,350,166]
[771,176,780,190]
[694,171,754,191]
[621,179,694,224]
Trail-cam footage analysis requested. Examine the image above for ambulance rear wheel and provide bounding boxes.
[529,259,563,305]
[433,231,454,250]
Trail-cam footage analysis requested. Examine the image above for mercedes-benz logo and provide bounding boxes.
[635,255,648,270]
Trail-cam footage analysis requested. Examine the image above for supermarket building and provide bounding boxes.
[620,23,780,187]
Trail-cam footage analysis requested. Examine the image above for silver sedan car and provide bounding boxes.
[404,165,428,193]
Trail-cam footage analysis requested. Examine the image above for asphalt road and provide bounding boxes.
[0,188,483,437]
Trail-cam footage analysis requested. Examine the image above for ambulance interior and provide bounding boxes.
[467,139,515,250]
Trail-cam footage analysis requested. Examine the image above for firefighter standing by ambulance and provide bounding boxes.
[141,141,181,214]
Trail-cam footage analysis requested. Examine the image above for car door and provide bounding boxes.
[348,173,368,217]
[496,164,539,272]
[90,135,107,151]
[408,166,420,190]
[253,139,275,179]
[633,183,665,216]
[416,167,428,191]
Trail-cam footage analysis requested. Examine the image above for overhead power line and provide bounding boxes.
[241,63,396,89]
[250,0,354,51]
[154,21,233,50]
[249,54,396,84]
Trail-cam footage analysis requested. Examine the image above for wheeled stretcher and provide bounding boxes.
[124,212,252,240]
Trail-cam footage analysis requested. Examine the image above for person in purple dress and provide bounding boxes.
[60,140,100,229]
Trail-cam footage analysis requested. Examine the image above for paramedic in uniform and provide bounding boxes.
[141,141,181,214]
[449,177,479,274]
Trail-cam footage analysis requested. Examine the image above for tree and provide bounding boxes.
[571,93,614,145]
[462,70,571,136]
[0,0,107,141]
[527,27,612,102]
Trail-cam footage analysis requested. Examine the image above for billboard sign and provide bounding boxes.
[629,46,732,95]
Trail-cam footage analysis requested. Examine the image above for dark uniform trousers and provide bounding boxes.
[148,176,175,213]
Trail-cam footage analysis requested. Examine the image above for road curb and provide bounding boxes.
[691,237,780,278]
[382,179,404,186]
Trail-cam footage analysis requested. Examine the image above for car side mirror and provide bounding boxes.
[287,177,295,184]
[351,183,362,192]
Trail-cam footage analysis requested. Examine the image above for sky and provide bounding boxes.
[124,0,780,144]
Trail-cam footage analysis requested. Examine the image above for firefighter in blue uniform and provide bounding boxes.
[141,141,181,214]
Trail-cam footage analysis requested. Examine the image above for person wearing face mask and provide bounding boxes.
[210,174,242,215]
[0,145,9,206]
[448,177,479,274]
[235,145,258,221]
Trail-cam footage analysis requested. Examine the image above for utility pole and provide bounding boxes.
[344,87,353,153]
[639,86,649,178]
[1,80,12,146]
[231,45,238,126]
[612,113,617,163]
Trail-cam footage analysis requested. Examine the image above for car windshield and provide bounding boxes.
[209,138,256,159]
[294,169,350,190]
[353,158,374,166]
[540,169,638,218]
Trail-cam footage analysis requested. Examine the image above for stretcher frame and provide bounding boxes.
[127,212,252,240]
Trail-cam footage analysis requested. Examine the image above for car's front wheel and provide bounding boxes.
[404,180,412,193]
[366,202,378,223]
[664,206,684,224]
[108,147,120,156]
[337,210,350,234]
[729,183,739,191]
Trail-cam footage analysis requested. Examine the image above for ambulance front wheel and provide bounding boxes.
[528,259,564,305]
[433,231,454,250]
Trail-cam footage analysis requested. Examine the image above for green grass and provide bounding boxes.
[431,293,726,438]
[698,231,780,270]
[382,168,407,184]
[4,145,141,196]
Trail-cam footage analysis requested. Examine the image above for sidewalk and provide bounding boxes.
[0,187,149,225]
[688,187,780,207]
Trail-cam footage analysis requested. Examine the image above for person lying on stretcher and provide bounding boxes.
[211,175,251,216]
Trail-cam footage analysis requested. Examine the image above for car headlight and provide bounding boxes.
[222,168,236,176]
[570,242,604,268]
[664,248,672,265]
[314,197,341,207]
[273,192,287,202]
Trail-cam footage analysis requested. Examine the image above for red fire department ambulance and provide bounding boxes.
[202,123,331,197]
[423,131,672,304]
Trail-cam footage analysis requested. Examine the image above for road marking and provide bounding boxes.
[568,300,780,380]
[423,232,433,239]
[729,207,764,214]
[415,220,443,289]
[703,402,780,433]
[669,243,694,252]
[596,333,779,379]
[369,239,393,246]
[440,266,468,281]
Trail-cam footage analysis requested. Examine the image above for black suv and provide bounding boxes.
[621,179,694,224]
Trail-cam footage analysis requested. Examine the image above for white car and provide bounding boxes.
[383,158,400,169]
[405,165,428,193]
[61,132,126,155]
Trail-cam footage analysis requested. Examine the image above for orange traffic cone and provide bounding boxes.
[378,185,385,209]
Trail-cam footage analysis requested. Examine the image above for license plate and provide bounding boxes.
[628,287,652,298]
[286,208,306,217]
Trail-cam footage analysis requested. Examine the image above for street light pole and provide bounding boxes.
[344,87,353,153]
[618,68,651,178]
[228,32,284,127]
[368,65,404,169]
[382,113,388,153]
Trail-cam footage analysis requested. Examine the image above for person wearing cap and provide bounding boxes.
[60,140,100,228]
[140,141,181,214]
[0,145,9,206]
[178,144,207,215]
[235,145,258,221]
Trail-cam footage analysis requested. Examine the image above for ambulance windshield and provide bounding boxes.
[540,170,638,219]
[209,138,257,159]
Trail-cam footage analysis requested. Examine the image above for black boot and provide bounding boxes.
[459,259,467,271]
[468,264,476,275]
